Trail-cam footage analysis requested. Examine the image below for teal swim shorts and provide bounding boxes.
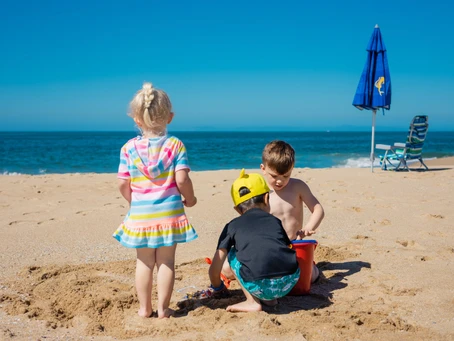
[228,248,300,301]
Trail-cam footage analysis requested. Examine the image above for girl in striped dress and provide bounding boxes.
[113,82,198,318]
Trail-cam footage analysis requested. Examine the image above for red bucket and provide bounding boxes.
[288,240,318,295]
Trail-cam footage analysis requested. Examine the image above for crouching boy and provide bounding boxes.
[208,169,300,312]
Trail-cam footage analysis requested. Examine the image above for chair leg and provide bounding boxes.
[397,158,409,171]
[382,151,400,171]
[403,159,409,171]
[381,151,389,170]
[420,158,429,170]
[384,158,396,170]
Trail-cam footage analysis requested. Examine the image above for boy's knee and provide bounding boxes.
[311,265,320,283]
[222,260,235,279]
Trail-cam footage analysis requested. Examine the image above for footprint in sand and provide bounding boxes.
[335,190,347,194]
[427,231,445,237]
[352,235,372,240]
[379,283,420,297]
[350,207,361,212]
[103,203,125,209]
[425,214,445,219]
[37,218,62,225]
[396,240,409,247]
[23,211,40,216]
[414,255,430,261]
[396,240,419,248]
[76,210,92,216]
[8,220,35,226]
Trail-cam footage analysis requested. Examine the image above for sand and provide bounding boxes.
[1,158,454,341]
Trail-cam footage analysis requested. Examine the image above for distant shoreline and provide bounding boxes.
[2,130,454,133]
[2,156,453,176]
[2,131,452,174]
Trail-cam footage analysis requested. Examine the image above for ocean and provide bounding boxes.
[1,131,453,175]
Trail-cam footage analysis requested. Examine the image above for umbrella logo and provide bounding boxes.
[374,76,385,96]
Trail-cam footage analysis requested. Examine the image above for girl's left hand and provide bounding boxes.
[183,196,197,207]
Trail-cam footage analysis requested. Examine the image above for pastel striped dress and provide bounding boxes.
[113,135,198,248]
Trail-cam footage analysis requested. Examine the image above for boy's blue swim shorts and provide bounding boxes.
[228,248,300,301]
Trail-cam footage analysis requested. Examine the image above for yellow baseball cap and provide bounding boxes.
[231,169,270,207]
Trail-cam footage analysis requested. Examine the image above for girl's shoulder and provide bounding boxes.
[120,135,185,152]
[164,135,186,150]
[165,135,184,145]
[121,136,141,150]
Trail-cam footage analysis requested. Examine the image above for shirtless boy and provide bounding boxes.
[260,140,325,282]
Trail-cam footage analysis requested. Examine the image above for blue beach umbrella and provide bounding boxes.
[352,24,392,171]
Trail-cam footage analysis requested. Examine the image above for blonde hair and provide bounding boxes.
[262,140,295,174]
[129,82,172,132]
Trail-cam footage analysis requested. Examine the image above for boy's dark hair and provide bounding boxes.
[236,186,267,213]
[262,140,295,174]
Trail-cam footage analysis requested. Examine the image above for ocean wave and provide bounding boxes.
[2,171,23,176]
[1,169,47,175]
[335,157,381,168]
[336,157,437,168]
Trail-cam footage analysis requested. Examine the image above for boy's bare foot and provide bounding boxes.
[158,308,175,319]
[226,301,262,312]
[260,299,278,307]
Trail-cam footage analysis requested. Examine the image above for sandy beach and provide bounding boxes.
[1,159,454,341]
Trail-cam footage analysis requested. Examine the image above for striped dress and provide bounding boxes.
[112,135,198,248]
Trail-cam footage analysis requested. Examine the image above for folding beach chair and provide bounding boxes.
[376,115,429,171]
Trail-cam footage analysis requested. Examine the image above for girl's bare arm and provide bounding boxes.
[118,178,132,204]
[175,169,197,207]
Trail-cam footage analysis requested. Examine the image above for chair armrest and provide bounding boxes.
[375,144,391,150]
[393,142,406,148]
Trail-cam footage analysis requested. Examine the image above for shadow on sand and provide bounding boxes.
[413,167,452,172]
[175,260,371,316]
[388,167,452,172]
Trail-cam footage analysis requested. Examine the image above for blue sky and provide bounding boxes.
[1,0,453,131]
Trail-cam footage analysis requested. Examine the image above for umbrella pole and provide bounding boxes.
[370,110,376,172]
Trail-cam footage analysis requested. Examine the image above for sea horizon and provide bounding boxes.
[1,131,453,175]
[2,129,454,133]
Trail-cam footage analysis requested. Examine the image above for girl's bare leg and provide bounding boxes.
[136,248,156,317]
[156,244,177,318]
